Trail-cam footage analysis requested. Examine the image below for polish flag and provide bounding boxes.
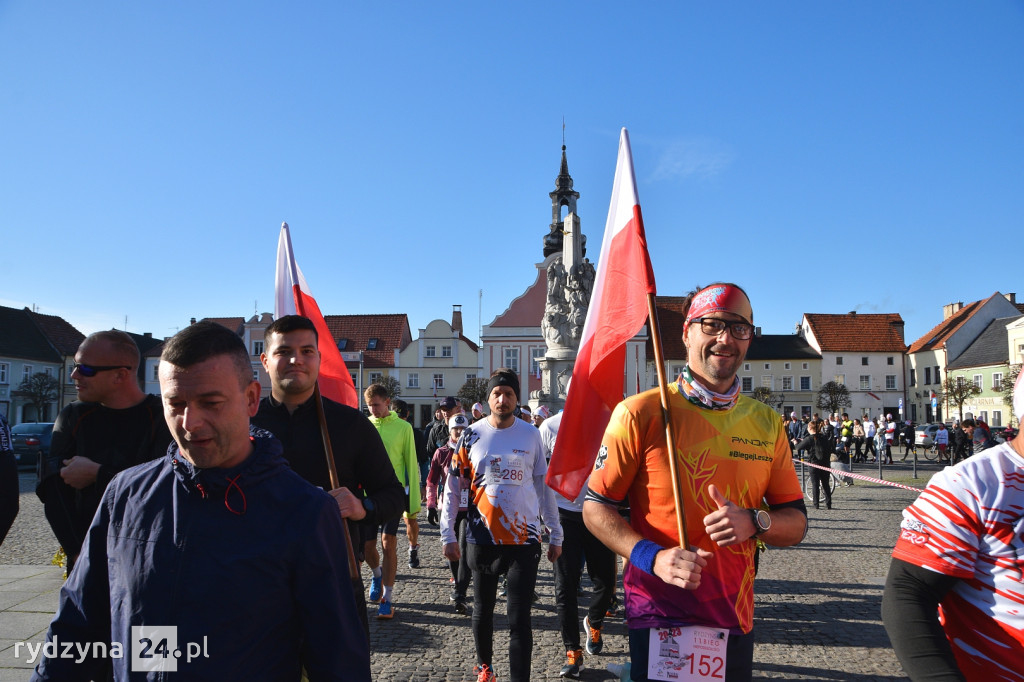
[546,129,657,501]
[275,223,359,408]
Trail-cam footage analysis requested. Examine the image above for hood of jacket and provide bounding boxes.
[368,410,401,429]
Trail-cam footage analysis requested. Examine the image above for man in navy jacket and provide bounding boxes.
[33,321,370,681]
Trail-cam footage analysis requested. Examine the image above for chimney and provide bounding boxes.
[1005,293,1017,305]
[942,302,963,320]
[190,317,197,325]
[451,305,463,334]
[144,332,152,338]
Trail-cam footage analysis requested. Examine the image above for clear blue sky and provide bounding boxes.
[2,2,1021,348]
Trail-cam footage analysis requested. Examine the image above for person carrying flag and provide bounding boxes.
[583,283,807,682]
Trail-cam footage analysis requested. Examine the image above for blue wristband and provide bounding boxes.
[630,539,664,576]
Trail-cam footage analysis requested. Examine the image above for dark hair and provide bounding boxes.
[162,321,252,388]
[391,398,410,420]
[264,315,318,343]
[961,419,976,428]
[85,330,141,370]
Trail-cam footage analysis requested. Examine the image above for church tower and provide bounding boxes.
[543,145,586,258]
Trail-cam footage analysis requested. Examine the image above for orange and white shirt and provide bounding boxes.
[892,442,1024,680]
[440,417,562,548]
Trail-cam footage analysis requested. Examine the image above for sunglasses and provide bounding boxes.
[692,317,755,340]
[72,363,130,377]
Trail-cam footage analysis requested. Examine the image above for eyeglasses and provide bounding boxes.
[693,317,754,340]
[72,363,131,377]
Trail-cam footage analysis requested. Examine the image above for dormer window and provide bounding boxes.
[367,338,379,350]
[337,339,348,351]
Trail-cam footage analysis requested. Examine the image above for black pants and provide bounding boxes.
[553,509,616,651]
[467,543,541,682]
[37,475,94,574]
[628,627,754,681]
[447,511,470,600]
[0,451,19,546]
[809,466,832,509]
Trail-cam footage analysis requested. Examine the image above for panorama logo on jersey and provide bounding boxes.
[594,445,608,470]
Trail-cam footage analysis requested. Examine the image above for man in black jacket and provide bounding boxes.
[252,315,405,633]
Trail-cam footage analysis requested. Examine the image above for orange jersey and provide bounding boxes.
[588,384,802,632]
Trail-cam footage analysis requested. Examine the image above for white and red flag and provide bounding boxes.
[275,222,359,408]
[546,129,657,500]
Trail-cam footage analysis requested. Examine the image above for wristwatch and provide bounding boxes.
[749,508,771,536]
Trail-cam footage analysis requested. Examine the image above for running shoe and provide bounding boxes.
[368,575,383,603]
[584,615,603,655]
[559,649,583,678]
[605,594,619,618]
[454,598,468,615]
[474,663,497,681]
[408,545,420,569]
[376,599,394,620]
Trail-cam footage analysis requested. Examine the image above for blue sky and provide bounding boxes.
[2,2,1021,348]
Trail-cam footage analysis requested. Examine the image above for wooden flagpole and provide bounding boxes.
[312,382,360,578]
[645,293,689,547]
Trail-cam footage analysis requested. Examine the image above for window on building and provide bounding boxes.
[992,411,1002,427]
[802,362,809,370]
[924,367,931,385]
[432,373,444,390]
[973,374,983,389]
[0,363,7,384]
[956,376,965,388]
[885,375,897,390]
[531,348,545,377]
[252,368,260,381]
[834,374,845,385]
[782,376,793,391]
[887,356,894,365]
[800,376,811,391]
[369,372,382,383]
[836,357,843,366]
[910,369,916,386]
[44,367,53,377]
[934,366,941,384]
[761,375,773,389]
[504,348,519,373]
[784,405,795,416]
[350,372,357,385]
[979,410,988,424]
[425,345,436,358]
[23,365,33,382]
[741,377,752,392]
[67,363,75,383]
[764,363,771,371]
[152,364,160,381]
[861,357,869,366]
[408,373,419,388]
[743,363,750,371]
[466,373,477,382]
[671,365,685,377]
[441,346,452,358]
[252,340,264,356]
[784,362,791,370]
[367,338,379,350]
[338,339,348,351]
[993,372,1003,391]
[859,375,870,390]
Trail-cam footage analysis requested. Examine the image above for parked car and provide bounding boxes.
[915,423,941,448]
[10,422,54,469]
[993,426,1017,443]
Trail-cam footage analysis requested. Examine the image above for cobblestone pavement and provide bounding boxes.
[2,459,934,680]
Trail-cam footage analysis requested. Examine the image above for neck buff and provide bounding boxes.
[683,284,753,333]
[677,365,740,411]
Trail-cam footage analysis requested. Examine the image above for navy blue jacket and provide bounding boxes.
[33,428,370,681]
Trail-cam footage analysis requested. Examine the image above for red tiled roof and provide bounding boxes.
[905,300,981,354]
[645,297,688,360]
[804,313,907,352]
[489,268,546,327]
[200,317,245,335]
[28,311,85,355]
[324,314,412,369]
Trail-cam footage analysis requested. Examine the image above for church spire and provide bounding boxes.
[543,143,583,258]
